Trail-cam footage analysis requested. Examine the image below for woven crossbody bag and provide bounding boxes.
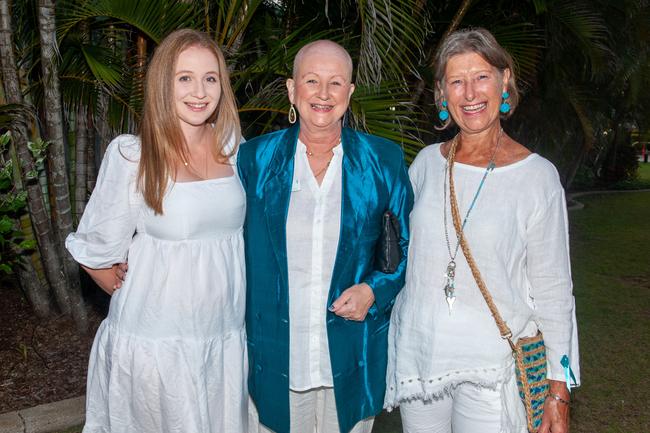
[447,145,549,433]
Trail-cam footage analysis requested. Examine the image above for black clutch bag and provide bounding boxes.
[375,210,401,273]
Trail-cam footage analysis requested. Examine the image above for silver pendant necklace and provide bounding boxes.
[442,129,502,314]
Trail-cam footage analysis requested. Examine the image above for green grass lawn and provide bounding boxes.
[638,162,650,182]
[610,161,650,190]
[58,191,650,433]
[567,191,650,433]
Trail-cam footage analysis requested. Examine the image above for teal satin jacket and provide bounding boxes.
[237,125,413,433]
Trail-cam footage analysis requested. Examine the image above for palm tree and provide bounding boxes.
[0,0,73,318]
[4,0,648,326]
[38,0,88,330]
[0,110,53,318]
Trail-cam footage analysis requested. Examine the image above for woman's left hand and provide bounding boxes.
[538,380,571,433]
[329,283,375,321]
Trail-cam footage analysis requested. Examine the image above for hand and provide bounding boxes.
[81,262,128,296]
[538,380,571,433]
[113,262,128,288]
[328,283,375,321]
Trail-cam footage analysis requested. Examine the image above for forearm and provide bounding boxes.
[81,265,120,295]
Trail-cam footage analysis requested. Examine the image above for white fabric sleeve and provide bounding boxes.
[65,135,141,269]
[526,187,581,385]
[408,146,427,200]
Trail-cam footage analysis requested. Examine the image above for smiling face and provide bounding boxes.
[286,42,355,135]
[441,51,509,135]
[173,45,222,134]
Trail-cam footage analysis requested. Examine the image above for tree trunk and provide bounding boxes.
[74,105,89,223]
[95,86,111,158]
[38,0,87,332]
[564,98,595,190]
[87,116,97,192]
[15,217,53,318]
[0,0,71,315]
[9,135,53,318]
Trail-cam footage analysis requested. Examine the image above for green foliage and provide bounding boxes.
[25,138,49,181]
[0,132,35,275]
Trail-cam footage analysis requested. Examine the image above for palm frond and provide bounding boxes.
[546,0,611,73]
[356,0,428,86]
[209,0,264,50]
[490,23,545,89]
[58,0,199,43]
[349,82,426,157]
[0,104,35,132]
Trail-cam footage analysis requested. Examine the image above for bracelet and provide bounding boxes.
[547,393,571,406]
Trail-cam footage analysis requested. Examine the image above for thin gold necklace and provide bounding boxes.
[312,156,333,179]
[182,146,210,179]
[304,137,340,157]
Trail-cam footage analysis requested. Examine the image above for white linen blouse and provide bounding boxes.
[286,139,343,391]
[385,143,580,410]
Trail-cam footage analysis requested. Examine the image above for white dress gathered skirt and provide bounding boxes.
[66,135,247,433]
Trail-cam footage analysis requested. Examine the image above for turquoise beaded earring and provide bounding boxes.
[438,100,449,121]
[500,91,511,114]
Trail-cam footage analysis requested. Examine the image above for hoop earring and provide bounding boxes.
[500,92,511,114]
[288,104,297,124]
[438,100,449,121]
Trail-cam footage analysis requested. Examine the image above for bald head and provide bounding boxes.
[292,40,354,81]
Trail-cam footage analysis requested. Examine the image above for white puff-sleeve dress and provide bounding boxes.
[66,134,247,433]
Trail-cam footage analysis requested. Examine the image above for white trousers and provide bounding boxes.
[399,383,502,433]
[249,387,374,433]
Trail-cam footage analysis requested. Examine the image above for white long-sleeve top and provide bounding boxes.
[385,143,580,409]
[286,139,343,391]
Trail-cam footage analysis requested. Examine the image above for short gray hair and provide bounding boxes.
[433,27,519,128]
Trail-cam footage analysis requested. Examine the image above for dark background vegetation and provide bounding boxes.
[0,1,648,431]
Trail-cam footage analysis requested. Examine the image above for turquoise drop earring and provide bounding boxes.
[438,100,449,121]
[500,92,511,114]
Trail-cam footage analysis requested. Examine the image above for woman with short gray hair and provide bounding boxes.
[385,28,580,433]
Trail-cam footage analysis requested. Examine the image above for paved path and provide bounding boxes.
[0,397,84,433]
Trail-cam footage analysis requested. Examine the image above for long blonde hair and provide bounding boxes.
[138,29,241,214]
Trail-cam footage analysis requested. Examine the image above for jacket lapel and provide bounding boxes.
[263,126,299,288]
[330,128,372,295]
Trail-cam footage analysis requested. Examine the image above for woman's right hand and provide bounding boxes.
[81,263,128,295]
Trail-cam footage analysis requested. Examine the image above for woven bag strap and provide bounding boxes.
[447,136,515,347]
